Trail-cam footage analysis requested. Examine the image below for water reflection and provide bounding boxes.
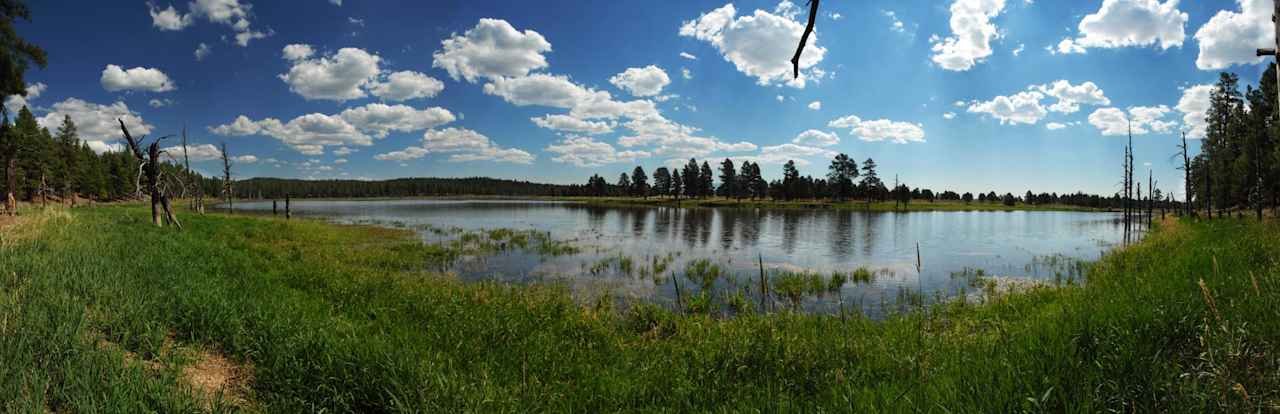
[232,199,1127,316]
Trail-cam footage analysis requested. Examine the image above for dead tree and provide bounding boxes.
[221,142,233,214]
[1177,130,1193,217]
[181,127,205,215]
[790,0,821,79]
[119,119,181,229]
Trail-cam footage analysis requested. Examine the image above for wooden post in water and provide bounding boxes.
[672,272,684,314]
[916,242,922,272]
[285,195,291,220]
[272,200,278,216]
[758,254,769,313]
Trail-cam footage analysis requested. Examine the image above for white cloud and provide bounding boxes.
[162,143,222,161]
[679,3,827,88]
[807,101,822,110]
[148,2,192,31]
[617,114,756,158]
[279,47,381,101]
[85,141,125,154]
[1055,0,1187,54]
[4,82,45,113]
[37,98,153,142]
[432,18,552,83]
[827,115,926,143]
[609,65,670,97]
[333,146,356,156]
[148,98,174,108]
[282,44,315,61]
[1087,105,1177,136]
[749,143,837,166]
[338,103,456,138]
[532,114,614,135]
[680,52,697,60]
[943,112,957,119]
[1194,0,1274,70]
[792,129,839,146]
[681,68,693,80]
[369,70,445,101]
[423,127,534,164]
[883,10,906,33]
[1176,84,1212,138]
[147,0,271,46]
[209,115,261,136]
[930,0,1007,71]
[1046,122,1067,130]
[374,146,428,161]
[776,95,785,103]
[101,65,176,92]
[1087,107,1131,136]
[544,136,650,167]
[1034,80,1111,113]
[210,113,372,153]
[1012,43,1025,56]
[194,43,211,61]
[483,73,589,108]
[234,154,258,164]
[967,91,1047,124]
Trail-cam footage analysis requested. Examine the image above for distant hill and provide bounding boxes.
[232,177,586,199]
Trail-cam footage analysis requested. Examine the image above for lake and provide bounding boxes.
[233,199,1128,317]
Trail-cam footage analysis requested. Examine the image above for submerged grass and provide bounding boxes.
[3,205,1280,412]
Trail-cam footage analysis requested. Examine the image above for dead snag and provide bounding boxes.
[119,119,181,229]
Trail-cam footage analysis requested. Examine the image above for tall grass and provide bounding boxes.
[2,206,1278,411]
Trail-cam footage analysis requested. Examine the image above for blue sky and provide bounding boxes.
[8,0,1276,196]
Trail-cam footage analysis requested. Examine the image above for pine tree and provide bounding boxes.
[717,158,737,199]
[782,160,799,200]
[616,172,631,196]
[699,161,713,199]
[826,153,857,201]
[671,168,683,202]
[681,158,699,198]
[652,167,671,197]
[860,158,882,205]
[631,165,648,198]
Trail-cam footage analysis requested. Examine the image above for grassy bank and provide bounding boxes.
[2,205,1277,412]
[553,196,1111,212]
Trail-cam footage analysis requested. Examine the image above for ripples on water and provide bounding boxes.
[234,199,1129,317]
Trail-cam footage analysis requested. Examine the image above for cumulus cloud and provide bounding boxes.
[1033,80,1111,113]
[162,143,222,161]
[279,47,381,101]
[608,65,671,97]
[146,0,271,46]
[1087,105,1177,136]
[943,112,957,120]
[544,136,650,167]
[148,2,192,30]
[930,0,1006,71]
[748,143,838,166]
[483,73,589,108]
[679,2,827,88]
[210,113,372,154]
[680,52,697,60]
[282,44,315,61]
[423,127,534,164]
[4,82,45,113]
[337,103,456,138]
[374,146,428,161]
[807,101,822,110]
[1046,122,1067,130]
[432,18,552,83]
[36,98,153,144]
[966,91,1047,125]
[1194,0,1274,70]
[827,115,926,144]
[369,70,445,101]
[101,65,176,92]
[1054,0,1187,54]
[792,129,839,147]
[532,114,614,135]
[148,98,174,108]
[1176,84,1213,138]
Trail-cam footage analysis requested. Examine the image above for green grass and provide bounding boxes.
[554,195,1110,212]
[2,205,1278,412]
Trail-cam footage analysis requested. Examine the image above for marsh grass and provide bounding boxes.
[4,206,1280,411]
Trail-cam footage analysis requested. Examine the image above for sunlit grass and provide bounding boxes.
[3,206,1278,411]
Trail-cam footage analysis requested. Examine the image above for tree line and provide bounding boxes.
[584,155,1146,210]
[1184,65,1280,219]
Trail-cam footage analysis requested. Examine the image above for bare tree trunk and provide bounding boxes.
[120,119,181,229]
[221,142,233,214]
[1181,131,1192,218]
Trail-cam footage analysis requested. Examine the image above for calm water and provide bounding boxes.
[234,199,1128,316]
